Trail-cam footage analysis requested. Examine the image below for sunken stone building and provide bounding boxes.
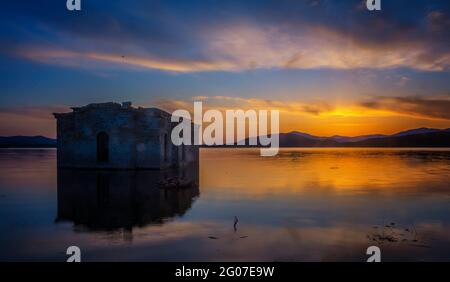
[53,102,198,169]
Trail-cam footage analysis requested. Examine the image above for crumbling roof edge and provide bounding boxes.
[52,102,172,119]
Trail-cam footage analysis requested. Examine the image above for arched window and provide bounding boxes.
[97,132,109,163]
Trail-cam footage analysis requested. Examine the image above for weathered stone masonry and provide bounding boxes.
[53,102,198,169]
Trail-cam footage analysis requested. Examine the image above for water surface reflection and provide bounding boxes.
[56,167,199,232]
[0,148,449,261]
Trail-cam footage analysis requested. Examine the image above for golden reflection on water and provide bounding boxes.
[200,148,450,197]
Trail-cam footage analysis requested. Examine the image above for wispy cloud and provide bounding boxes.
[15,47,235,72]
[152,94,450,122]
[12,21,450,73]
[151,95,335,116]
[203,23,450,72]
[359,96,450,121]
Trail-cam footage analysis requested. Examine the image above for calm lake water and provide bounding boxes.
[0,148,449,261]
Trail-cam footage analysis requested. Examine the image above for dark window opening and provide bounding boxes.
[97,132,109,163]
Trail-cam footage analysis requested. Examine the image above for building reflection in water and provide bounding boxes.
[56,164,199,233]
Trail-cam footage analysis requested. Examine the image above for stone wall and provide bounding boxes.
[54,102,198,169]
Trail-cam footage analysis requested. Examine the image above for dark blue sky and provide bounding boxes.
[1,0,449,137]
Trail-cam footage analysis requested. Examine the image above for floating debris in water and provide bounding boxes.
[208,236,219,240]
[370,233,398,243]
[158,176,193,189]
[367,222,427,247]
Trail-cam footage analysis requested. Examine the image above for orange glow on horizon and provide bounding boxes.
[1,97,450,138]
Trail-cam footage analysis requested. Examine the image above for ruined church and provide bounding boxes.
[53,102,198,169]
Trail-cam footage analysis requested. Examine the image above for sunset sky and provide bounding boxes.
[1,0,450,138]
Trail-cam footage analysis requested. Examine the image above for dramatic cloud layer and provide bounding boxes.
[2,0,450,72]
[1,1,450,136]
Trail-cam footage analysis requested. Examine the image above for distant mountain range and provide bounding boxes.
[1,127,450,148]
[0,136,56,148]
[245,127,450,148]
